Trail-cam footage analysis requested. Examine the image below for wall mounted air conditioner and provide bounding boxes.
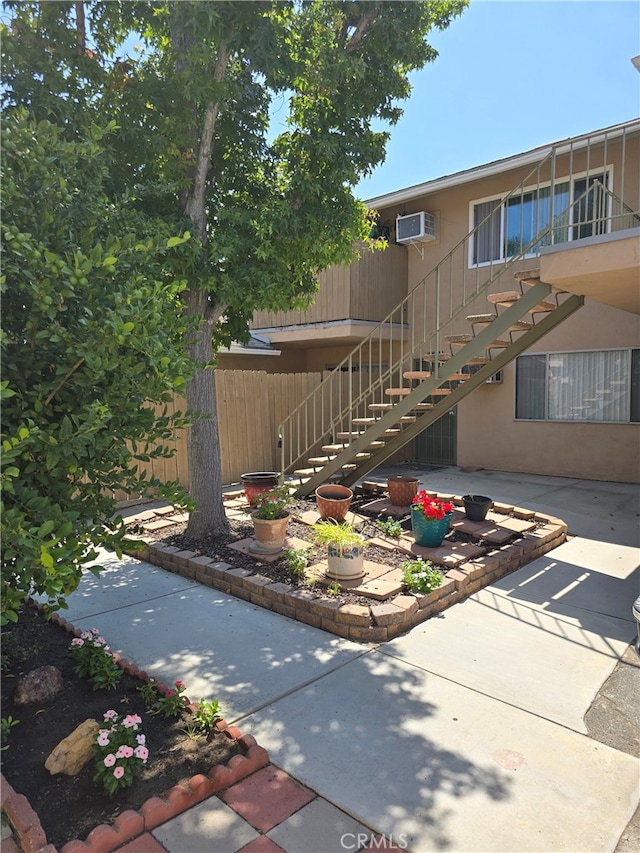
[396,211,436,243]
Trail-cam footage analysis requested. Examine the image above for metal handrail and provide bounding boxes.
[278,126,639,479]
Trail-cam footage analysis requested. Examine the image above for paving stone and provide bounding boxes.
[354,577,404,601]
[335,604,370,626]
[152,505,178,516]
[141,518,176,532]
[492,501,514,514]
[267,796,373,852]
[152,798,258,853]
[480,527,514,545]
[370,602,405,627]
[497,516,538,533]
[220,766,315,833]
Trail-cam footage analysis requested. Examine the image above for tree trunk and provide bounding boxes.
[184,293,230,538]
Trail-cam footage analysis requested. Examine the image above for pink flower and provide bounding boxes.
[70,638,84,646]
[103,753,116,767]
[134,745,149,762]
[165,690,174,698]
[113,766,125,779]
[103,710,118,721]
[136,734,146,745]
[116,745,134,759]
[97,732,110,747]
[122,714,142,728]
[90,628,100,634]
[175,680,185,689]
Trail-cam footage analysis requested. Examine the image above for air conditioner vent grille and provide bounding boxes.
[396,211,436,243]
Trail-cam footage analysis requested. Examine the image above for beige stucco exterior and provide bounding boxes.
[242,122,639,484]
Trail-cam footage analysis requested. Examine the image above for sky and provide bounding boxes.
[355,0,640,202]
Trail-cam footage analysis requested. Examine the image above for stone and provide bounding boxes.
[13,666,63,706]
[45,719,101,776]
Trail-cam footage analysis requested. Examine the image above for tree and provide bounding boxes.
[0,111,197,624]
[2,0,468,540]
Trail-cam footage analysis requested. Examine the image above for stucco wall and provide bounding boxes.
[457,301,640,483]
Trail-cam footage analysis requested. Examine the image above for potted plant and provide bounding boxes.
[410,491,454,548]
[462,494,493,522]
[313,519,366,581]
[249,485,292,554]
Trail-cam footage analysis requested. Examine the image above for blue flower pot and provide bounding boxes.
[411,508,452,548]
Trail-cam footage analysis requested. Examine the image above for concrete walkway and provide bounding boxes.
[56,469,639,852]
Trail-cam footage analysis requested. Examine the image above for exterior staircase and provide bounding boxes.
[278,149,636,496]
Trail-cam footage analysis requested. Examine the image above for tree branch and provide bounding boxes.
[74,2,85,54]
[184,43,232,244]
[43,357,85,406]
[345,9,379,53]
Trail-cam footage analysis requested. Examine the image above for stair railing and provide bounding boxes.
[279,123,639,479]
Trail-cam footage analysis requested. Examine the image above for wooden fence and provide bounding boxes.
[116,370,331,501]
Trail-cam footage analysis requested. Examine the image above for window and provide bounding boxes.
[516,349,639,423]
[472,172,608,266]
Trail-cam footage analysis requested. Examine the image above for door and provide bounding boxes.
[413,407,457,465]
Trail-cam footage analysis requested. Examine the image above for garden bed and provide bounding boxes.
[132,487,568,643]
[0,605,268,852]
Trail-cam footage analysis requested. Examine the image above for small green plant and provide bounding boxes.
[69,629,122,691]
[326,580,342,596]
[401,558,444,593]
[313,519,365,554]
[192,698,222,734]
[1,716,19,750]
[156,680,187,718]
[93,710,149,796]
[284,548,308,578]
[252,485,292,520]
[375,517,403,538]
[137,678,160,709]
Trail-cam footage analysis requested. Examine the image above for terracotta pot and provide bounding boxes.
[315,484,353,522]
[326,542,365,581]
[250,512,290,554]
[241,472,279,506]
[462,494,493,522]
[387,476,419,507]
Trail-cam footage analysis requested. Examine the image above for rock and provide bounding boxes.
[13,665,63,705]
[45,719,101,776]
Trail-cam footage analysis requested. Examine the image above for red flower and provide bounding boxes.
[411,491,453,521]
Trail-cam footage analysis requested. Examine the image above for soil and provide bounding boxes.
[144,492,493,607]
[0,605,244,850]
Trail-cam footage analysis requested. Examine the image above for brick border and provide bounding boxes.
[140,495,567,644]
[1,606,270,853]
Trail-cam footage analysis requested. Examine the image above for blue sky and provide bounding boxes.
[356,0,640,202]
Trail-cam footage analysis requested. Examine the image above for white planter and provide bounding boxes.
[326,543,365,581]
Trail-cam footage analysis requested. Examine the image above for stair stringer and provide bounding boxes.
[295,286,584,496]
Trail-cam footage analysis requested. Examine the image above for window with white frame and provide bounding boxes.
[471,172,609,266]
[515,349,639,423]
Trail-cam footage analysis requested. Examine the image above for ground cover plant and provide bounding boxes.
[0,606,243,849]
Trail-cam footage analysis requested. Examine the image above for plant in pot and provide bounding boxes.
[313,519,366,581]
[410,491,454,548]
[462,494,493,522]
[249,485,292,554]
